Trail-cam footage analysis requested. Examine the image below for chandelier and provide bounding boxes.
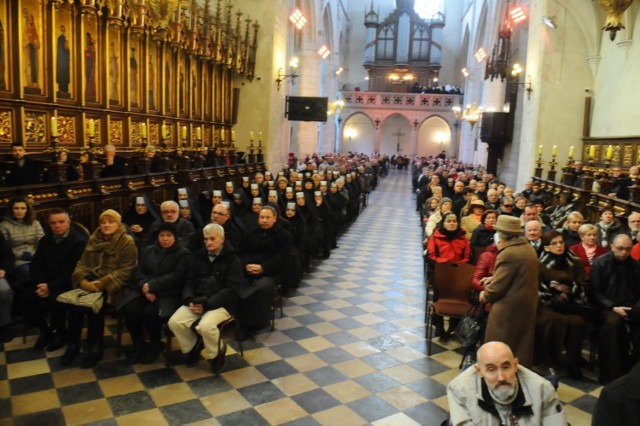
[452,102,483,129]
[598,0,634,41]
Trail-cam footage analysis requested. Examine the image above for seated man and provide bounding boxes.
[589,234,640,384]
[168,223,243,373]
[447,341,567,426]
[22,209,87,350]
[145,200,195,248]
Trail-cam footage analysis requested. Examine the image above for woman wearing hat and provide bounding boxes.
[122,196,160,244]
[479,215,539,367]
[121,222,189,364]
[461,199,486,240]
[63,210,137,368]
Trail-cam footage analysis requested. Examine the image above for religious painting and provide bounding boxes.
[21,0,46,96]
[190,60,200,117]
[0,2,11,92]
[54,5,74,100]
[178,57,186,116]
[83,18,100,103]
[129,36,142,108]
[203,64,212,120]
[164,48,174,114]
[147,43,160,111]
[108,27,122,106]
[24,111,46,145]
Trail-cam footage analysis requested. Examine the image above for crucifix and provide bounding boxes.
[393,128,405,153]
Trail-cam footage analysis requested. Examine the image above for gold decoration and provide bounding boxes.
[0,111,12,143]
[623,144,633,166]
[109,120,123,145]
[57,116,76,145]
[24,112,47,145]
[148,0,181,29]
[598,0,634,41]
[149,122,159,143]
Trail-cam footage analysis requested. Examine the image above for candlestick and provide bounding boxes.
[181,126,187,140]
[221,129,225,142]
[258,131,263,142]
[141,123,147,138]
[552,145,557,156]
[538,145,542,156]
[589,145,595,158]
[161,124,168,139]
[88,119,95,137]
[51,117,58,137]
[568,145,574,157]
[250,131,254,142]
[231,130,236,142]
[606,145,614,160]
[196,127,202,140]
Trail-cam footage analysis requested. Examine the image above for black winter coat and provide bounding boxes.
[590,252,640,319]
[241,224,292,282]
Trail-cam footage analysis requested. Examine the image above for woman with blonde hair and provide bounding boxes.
[569,223,608,275]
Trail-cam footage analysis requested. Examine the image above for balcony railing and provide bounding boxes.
[341,91,462,111]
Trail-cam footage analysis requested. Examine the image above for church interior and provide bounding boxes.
[1,0,640,424]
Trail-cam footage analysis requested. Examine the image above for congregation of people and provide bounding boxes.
[0,152,387,374]
[414,155,640,386]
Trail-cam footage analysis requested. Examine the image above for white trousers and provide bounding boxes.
[168,306,231,360]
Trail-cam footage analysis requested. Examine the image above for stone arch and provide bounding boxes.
[379,113,413,156]
[416,115,451,157]
[341,112,376,154]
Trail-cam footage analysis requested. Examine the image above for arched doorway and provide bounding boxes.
[417,116,451,157]
[341,113,375,154]
[380,114,412,156]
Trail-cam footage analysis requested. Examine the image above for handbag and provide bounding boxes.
[56,288,104,314]
[455,305,485,348]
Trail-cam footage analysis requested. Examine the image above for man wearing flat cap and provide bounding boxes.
[480,215,539,367]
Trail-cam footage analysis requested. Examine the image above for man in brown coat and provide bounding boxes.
[480,215,539,367]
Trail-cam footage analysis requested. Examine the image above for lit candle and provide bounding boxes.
[250,131,254,142]
[196,127,202,140]
[88,119,95,137]
[258,131,263,142]
[51,117,58,137]
[220,129,225,142]
[181,126,187,140]
[606,145,614,160]
[589,145,595,158]
[538,145,543,156]
[161,124,168,139]
[552,145,557,156]
[568,145,574,157]
[141,123,147,138]
[231,130,236,142]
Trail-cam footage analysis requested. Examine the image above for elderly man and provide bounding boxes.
[22,209,87,351]
[99,144,126,178]
[590,234,640,384]
[480,216,539,367]
[145,200,195,248]
[608,167,631,199]
[626,212,640,244]
[485,189,500,210]
[524,221,544,255]
[521,204,550,233]
[447,341,567,426]
[168,224,243,373]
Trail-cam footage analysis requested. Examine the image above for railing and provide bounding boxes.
[341,91,462,111]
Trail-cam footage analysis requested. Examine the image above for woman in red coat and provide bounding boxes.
[569,223,608,276]
[471,244,498,314]
[427,212,471,340]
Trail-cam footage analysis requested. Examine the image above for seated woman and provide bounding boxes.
[570,224,608,276]
[239,206,291,338]
[536,231,589,379]
[121,222,189,364]
[420,197,439,224]
[470,209,497,254]
[461,200,487,240]
[0,196,44,288]
[471,243,498,315]
[595,205,625,248]
[427,212,471,339]
[425,197,453,240]
[560,211,584,247]
[122,196,160,243]
[548,192,575,229]
[63,210,137,368]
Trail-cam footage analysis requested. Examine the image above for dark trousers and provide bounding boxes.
[598,310,638,381]
[121,296,162,344]
[65,293,107,351]
[21,289,67,334]
[239,276,275,329]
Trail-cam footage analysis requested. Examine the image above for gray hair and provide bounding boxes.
[161,200,179,211]
[203,223,225,238]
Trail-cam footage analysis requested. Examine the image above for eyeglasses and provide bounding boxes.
[548,241,565,246]
[161,210,178,214]
[502,204,514,208]
[212,211,228,216]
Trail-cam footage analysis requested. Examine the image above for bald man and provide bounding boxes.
[447,341,567,426]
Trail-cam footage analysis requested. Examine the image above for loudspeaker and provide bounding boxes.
[480,112,508,144]
[286,96,328,122]
[231,88,240,124]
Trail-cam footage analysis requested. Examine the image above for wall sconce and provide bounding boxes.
[275,57,299,91]
[452,101,483,128]
[413,119,420,130]
[337,116,342,125]
[374,118,380,129]
[510,63,533,100]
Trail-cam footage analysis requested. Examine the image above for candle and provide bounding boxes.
[88,119,95,137]
[141,123,147,138]
[606,145,614,160]
[258,131,263,142]
[196,127,202,140]
[250,131,254,142]
[51,117,58,137]
[552,145,557,156]
[220,129,225,142]
[231,130,236,142]
[181,126,187,140]
[589,145,595,158]
[568,145,574,157]
[538,145,543,156]
[161,124,168,139]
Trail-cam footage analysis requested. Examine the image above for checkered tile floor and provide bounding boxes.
[1,170,599,425]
